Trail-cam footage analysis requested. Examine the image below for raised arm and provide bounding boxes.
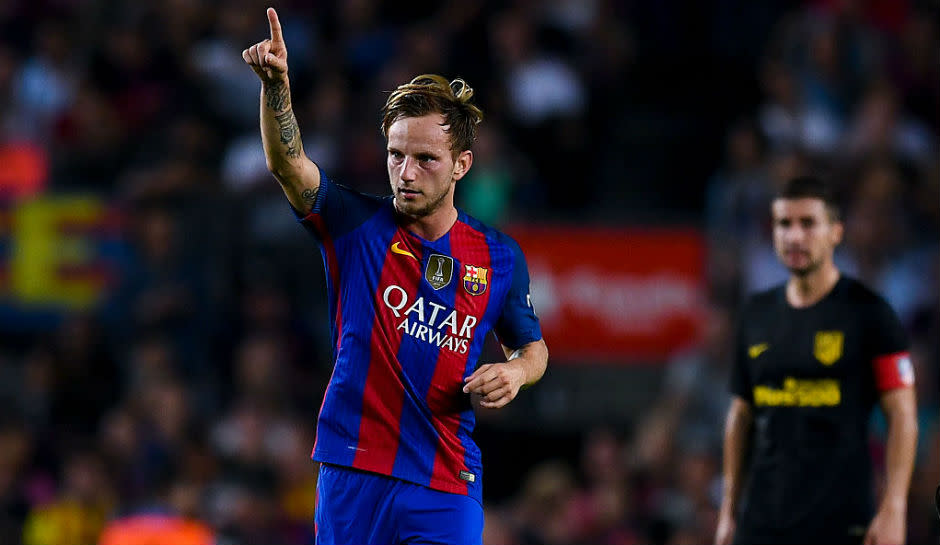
[242,8,321,213]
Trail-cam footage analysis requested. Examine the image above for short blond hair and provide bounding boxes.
[381,74,483,154]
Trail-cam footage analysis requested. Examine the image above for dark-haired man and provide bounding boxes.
[243,8,547,545]
[715,176,917,545]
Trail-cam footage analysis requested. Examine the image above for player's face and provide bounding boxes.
[772,198,843,276]
[387,113,472,219]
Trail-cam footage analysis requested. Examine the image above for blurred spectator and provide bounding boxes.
[653,447,720,542]
[230,333,291,409]
[98,477,214,545]
[570,429,640,545]
[97,406,149,504]
[2,348,53,428]
[640,303,734,457]
[490,9,591,213]
[47,314,121,437]
[841,79,934,167]
[889,9,939,133]
[482,507,519,545]
[758,59,810,153]
[22,450,114,545]
[840,159,936,325]
[103,202,214,397]
[51,81,126,190]
[191,6,272,130]
[704,119,772,303]
[705,119,772,244]
[0,421,33,545]
[0,140,48,200]
[511,460,580,545]
[12,20,77,141]
[0,43,17,135]
[271,423,317,545]
[496,17,586,125]
[456,124,533,226]
[908,419,939,543]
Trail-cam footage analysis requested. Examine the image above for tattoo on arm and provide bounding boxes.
[301,188,317,206]
[264,80,290,112]
[274,109,301,158]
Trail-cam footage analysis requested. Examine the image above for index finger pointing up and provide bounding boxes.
[267,8,283,44]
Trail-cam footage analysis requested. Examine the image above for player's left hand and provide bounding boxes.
[863,504,906,545]
[463,362,526,409]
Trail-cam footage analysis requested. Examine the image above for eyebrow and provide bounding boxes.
[775,214,819,222]
[386,148,439,158]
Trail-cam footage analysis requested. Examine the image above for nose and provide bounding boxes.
[783,225,804,245]
[400,157,417,182]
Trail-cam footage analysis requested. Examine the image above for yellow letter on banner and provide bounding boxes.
[11,197,104,308]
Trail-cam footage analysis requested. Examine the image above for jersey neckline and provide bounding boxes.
[781,274,846,311]
[392,202,468,246]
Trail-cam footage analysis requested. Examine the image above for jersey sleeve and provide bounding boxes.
[493,237,542,350]
[729,303,753,402]
[867,298,914,392]
[290,165,385,240]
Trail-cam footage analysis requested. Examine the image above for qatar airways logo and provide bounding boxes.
[383,285,477,354]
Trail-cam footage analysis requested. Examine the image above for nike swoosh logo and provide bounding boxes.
[749,343,769,359]
[391,241,417,260]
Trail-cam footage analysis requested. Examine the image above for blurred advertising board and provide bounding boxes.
[508,226,705,363]
[0,196,125,330]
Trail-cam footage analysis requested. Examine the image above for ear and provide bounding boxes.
[452,150,473,181]
[831,220,844,246]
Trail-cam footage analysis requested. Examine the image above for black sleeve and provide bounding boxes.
[866,297,910,358]
[729,302,753,402]
[866,296,914,392]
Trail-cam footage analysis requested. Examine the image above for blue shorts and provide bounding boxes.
[315,463,483,545]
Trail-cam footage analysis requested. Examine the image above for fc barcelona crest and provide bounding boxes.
[463,264,489,296]
[814,331,843,366]
[425,254,454,290]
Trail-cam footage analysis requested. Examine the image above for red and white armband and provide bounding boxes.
[873,351,915,392]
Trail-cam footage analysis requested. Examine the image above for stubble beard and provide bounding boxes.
[787,256,823,277]
[395,186,451,219]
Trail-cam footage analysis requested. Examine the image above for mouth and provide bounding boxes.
[398,188,422,201]
[784,249,809,262]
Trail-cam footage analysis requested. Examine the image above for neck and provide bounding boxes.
[398,205,458,241]
[786,261,840,308]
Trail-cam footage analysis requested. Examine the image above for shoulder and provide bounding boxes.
[316,166,388,207]
[836,275,888,306]
[837,276,901,326]
[741,283,785,314]
[458,212,523,254]
[304,169,393,236]
[332,178,392,208]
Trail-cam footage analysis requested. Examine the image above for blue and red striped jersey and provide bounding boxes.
[294,168,541,503]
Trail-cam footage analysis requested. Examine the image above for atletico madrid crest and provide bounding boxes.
[463,264,488,296]
[814,331,843,365]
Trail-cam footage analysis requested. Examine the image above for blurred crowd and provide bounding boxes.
[0,0,937,544]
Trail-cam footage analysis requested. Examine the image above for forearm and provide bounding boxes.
[721,398,752,517]
[260,79,319,210]
[505,339,548,387]
[880,395,918,510]
[464,340,547,409]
